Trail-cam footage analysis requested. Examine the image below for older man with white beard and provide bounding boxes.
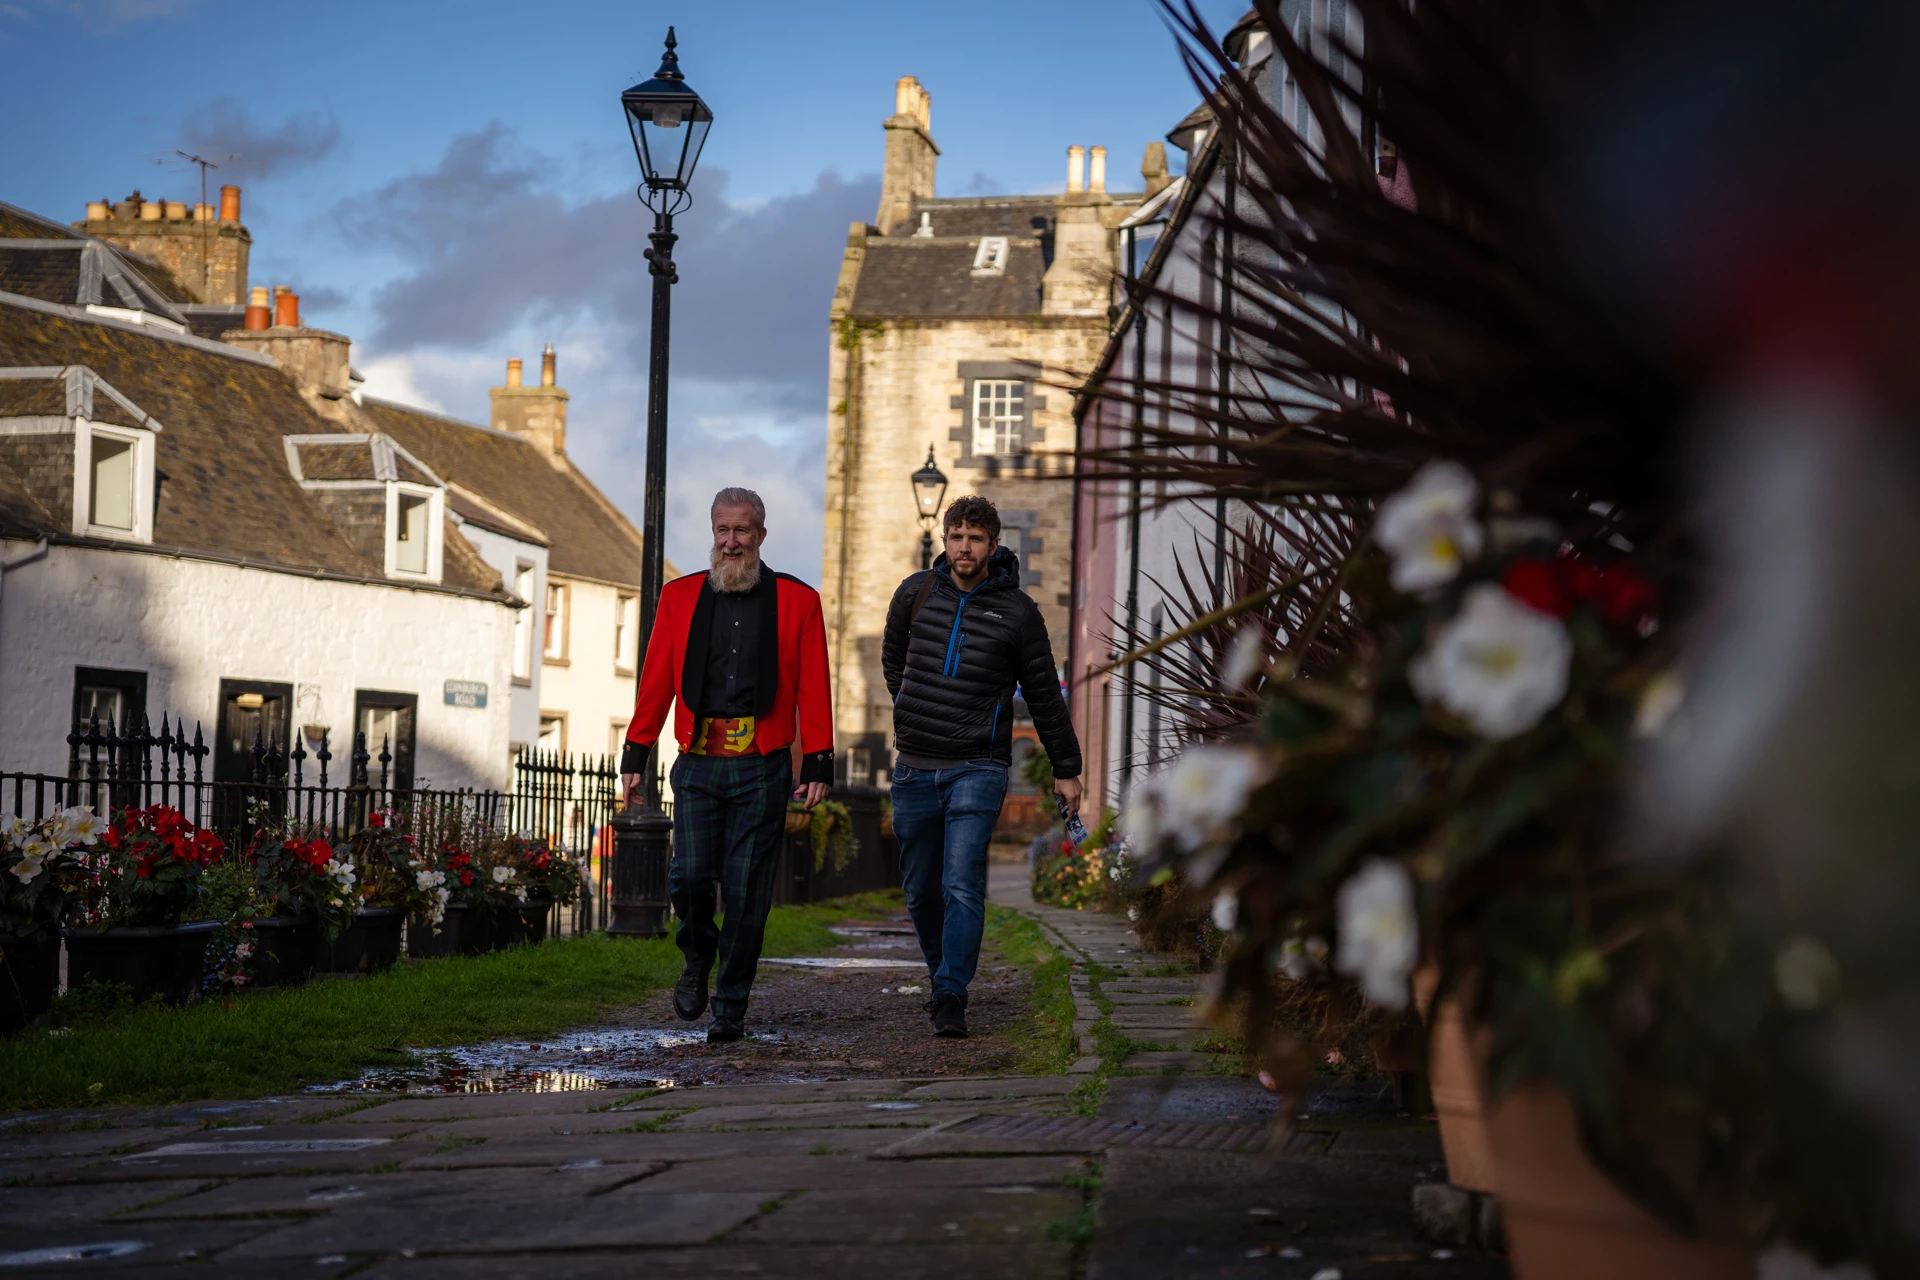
[621,488,834,1042]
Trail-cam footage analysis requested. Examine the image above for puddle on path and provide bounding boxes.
[310,1026,719,1096]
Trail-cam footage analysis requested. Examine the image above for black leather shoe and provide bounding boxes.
[707,1018,745,1044]
[673,963,710,1022]
[930,994,968,1039]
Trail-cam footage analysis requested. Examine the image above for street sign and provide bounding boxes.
[443,679,488,708]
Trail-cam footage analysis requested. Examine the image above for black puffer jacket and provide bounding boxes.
[881,546,1082,778]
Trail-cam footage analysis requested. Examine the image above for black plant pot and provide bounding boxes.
[490,902,529,951]
[0,933,61,1032]
[317,908,405,974]
[520,895,556,945]
[64,922,219,1005]
[244,916,322,988]
[406,903,483,960]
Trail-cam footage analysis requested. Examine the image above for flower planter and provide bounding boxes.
[490,902,529,951]
[406,904,486,960]
[784,810,812,835]
[519,895,555,944]
[0,934,61,1033]
[1486,1085,1752,1280]
[317,908,404,975]
[1413,965,1499,1194]
[245,916,323,989]
[64,921,219,1005]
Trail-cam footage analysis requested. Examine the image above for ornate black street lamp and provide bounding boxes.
[609,28,712,938]
[910,444,948,571]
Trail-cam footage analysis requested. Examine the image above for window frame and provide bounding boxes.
[970,379,1027,456]
[971,236,1010,275]
[382,481,444,581]
[71,421,156,543]
[613,592,638,676]
[542,579,570,665]
[536,711,567,756]
[511,561,537,685]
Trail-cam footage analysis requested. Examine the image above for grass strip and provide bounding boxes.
[983,905,1076,1075]
[0,898,879,1110]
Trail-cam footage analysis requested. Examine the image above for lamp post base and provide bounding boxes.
[607,805,673,938]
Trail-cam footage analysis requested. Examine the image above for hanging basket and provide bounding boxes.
[783,810,812,835]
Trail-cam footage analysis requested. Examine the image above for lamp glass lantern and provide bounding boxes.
[911,446,948,524]
[622,28,713,194]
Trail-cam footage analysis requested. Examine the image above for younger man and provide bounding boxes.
[881,495,1082,1038]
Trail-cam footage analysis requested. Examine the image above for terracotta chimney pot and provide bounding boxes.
[244,286,271,330]
[273,287,299,328]
[219,185,241,222]
[506,358,523,388]
[140,201,163,221]
[540,344,556,388]
[85,201,109,221]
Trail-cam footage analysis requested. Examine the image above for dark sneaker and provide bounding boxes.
[673,962,710,1022]
[930,994,968,1039]
[707,1018,745,1044]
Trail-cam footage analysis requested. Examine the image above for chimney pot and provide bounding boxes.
[194,203,213,222]
[273,288,299,328]
[1089,145,1107,193]
[140,200,163,221]
[506,358,523,388]
[1066,145,1086,194]
[164,201,187,220]
[85,201,108,221]
[244,285,271,330]
[540,344,556,388]
[219,185,241,222]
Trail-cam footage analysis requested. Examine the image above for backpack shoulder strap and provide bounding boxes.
[908,571,936,624]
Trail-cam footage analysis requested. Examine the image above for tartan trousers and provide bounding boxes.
[667,750,792,1023]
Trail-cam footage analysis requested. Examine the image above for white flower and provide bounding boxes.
[1273,935,1329,981]
[515,886,528,904]
[1774,936,1840,1012]
[1756,1245,1874,1280]
[324,859,357,893]
[1107,863,1123,882]
[10,852,45,884]
[1210,891,1238,932]
[1222,626,1269,689]
[1409,584,1572,740]
[1122,745,1270,856]
[58,806,102,846]
[1335,860,1418,1009]
[0,812,27,845]
[415,869,446,891]
[1374,460,1484,592]
[1127,907,1140,921]
[491,865,515,884]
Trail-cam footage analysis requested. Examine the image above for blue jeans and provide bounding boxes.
[891,761,1009,1008]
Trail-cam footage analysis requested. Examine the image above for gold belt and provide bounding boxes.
[691,716,756,757]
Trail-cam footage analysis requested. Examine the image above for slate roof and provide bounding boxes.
[850,238,1048,318]
[0,298,507,600]
[359,399,650,588]
[0,201,193,321]
[902,197,1058,240]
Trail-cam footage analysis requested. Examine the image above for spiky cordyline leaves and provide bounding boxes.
[1082,0,1692,554]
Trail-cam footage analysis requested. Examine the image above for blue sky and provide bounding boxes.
[4,0,1242,573]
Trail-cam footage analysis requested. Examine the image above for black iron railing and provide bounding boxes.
[5,713,632,938]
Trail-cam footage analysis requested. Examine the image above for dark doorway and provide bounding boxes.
[214,679,293,783]
[354,690,418,792]
[69,667,149,777]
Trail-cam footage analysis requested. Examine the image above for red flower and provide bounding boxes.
[101,826,122,851]
[134,852,158,879]
[369,812,386,829]
[1591,563,1656,630]
[1500,559,1575,618]
[458,869,473,886]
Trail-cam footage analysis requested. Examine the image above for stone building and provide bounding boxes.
[77,185,251,307]
[823,76,1156,792]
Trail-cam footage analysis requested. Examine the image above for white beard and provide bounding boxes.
[708,547,762,594]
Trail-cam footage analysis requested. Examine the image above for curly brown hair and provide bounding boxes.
[941,494,1000,541]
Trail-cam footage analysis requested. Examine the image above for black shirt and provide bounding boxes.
[699,584,759,717]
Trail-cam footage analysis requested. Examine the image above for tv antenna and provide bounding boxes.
[151,149,241,300]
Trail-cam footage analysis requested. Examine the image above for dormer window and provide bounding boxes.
[73,423,157,543]
[971,237,1009,276]
[384,482,444,581]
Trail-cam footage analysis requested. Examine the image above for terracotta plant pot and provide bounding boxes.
[1413,964,1499,1194]
[784,810,812,835]
[1486,1085,1752,1280]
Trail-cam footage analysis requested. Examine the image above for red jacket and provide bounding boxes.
[623,569,835,784]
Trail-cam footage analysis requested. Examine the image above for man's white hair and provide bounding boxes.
[710,487,766,528]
